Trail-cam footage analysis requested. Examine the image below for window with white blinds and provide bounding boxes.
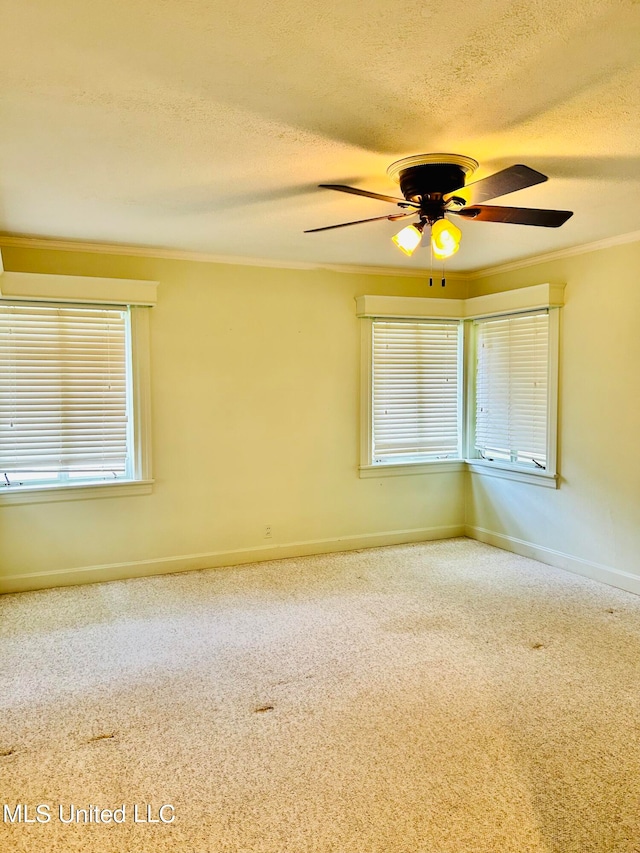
[372,320,461,463]
[0,302,131,487]
[474,311,549,468]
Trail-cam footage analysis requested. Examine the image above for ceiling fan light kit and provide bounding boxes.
[305,152,573,268]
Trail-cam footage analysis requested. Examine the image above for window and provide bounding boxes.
[356,287,561,485]
[372,320,461,463]
[0,297,152,502]
[469,309,558,482]
[361,318,462,473]
[474,311,549,468]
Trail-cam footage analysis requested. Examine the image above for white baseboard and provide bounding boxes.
[466,525,640,597]
[1,524,465,594]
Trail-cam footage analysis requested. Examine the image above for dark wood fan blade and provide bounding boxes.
[319,184,418,207]
[443,165,548,205]
[304,212,416,233]
[451,205,573,227]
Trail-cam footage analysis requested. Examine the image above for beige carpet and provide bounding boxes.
[2,538,640,852]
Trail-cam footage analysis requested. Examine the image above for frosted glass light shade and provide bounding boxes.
[392,224,423,256]
[431,218,461,259]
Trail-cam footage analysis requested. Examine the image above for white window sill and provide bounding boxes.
[359,460,465,478]
[0,479,154,506]
[359,459,558,487]
[465,461,558,488]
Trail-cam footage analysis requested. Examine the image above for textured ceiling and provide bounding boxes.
[2,0,640,272]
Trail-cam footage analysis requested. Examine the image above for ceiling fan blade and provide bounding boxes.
[304,212,416,233]
[443,165,548,205]
[319,184,419,207]
[451,205,573,227]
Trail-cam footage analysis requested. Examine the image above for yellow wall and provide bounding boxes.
[466,240,640,589]
[0,247,467,592]
[5,239,638,595]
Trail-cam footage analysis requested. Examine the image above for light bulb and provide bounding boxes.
[431,218,461,259]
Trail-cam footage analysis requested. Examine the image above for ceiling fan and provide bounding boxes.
[304,154,573,260]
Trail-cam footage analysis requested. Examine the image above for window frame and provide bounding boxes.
[358,297,466,478]
[0,271,156,505]
[356,287,562,487]
[464,307,560,488]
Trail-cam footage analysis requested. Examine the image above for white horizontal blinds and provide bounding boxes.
[372,320,460,463]
[475,311,549,467]
[0,303,129,484]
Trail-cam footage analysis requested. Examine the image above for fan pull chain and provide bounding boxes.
[429,238,433,287]
[442,259,445,287]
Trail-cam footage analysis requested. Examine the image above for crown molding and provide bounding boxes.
[0,234,321,271]
[0,234,470,281]
[2,228,639,282]
[467,228,640,279]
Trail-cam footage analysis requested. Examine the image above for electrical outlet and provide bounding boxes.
[264,525,272,539]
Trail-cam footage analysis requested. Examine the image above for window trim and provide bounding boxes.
[0,479,154,506]
[359,316,374,472]
[128,305,153,484]
[0,270,157,306]
[356,286,563,486]
[465,460,557,488]
[359,460,465,478]
[0,272,156,505]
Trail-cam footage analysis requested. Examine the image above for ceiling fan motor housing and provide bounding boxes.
[398,164,467,203]
[387,153,478,200]
[387,153,480,221]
